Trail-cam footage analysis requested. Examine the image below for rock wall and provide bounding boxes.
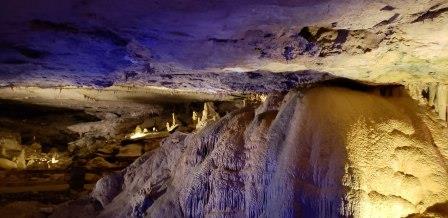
[53,85,448,217]
[406,82,448,121]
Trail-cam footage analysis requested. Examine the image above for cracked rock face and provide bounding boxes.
[52,85,448,217]
[1,0,447,90]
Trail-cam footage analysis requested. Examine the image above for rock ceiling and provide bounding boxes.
[0,0,447,91]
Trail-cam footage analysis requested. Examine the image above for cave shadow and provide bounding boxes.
[0,99,100,152]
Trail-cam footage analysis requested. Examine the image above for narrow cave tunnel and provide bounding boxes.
[1,0,448,218]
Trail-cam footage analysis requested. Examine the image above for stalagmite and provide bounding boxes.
[193,102,220,130]
[166,113,180,132]
[129,125,148,139]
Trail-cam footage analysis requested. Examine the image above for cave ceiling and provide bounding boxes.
[0,0,447,92]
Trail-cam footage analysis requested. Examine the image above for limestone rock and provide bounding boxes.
[406,82,448,121]
[86,157,116,169]
[0,158,17,170]
[0,131,22,151]
[193,102,220,130]
[116,144,143,158]
[1,0,447,91]
[96,144,118,156]
[14,149,26,169]
[91,173,124,207]
[67,85,448,218]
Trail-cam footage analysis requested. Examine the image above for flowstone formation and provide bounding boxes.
[51,84,448,218]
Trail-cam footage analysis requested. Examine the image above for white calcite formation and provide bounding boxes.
[166,113,180,132]
[192,102,220,131]
[406,82,448,121]
[54,85,448,217]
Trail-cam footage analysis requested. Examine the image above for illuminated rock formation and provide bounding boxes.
[58,85,448,218]
[407,82,448,121]
[192,102,220,130]
[166,113,180,132]
[128,126,152,140]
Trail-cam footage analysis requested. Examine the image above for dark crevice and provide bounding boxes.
[380,5,396,11]
[411,7,448,23]
[30,19,80,33]
[374,13,400,27]
[91,80,114,88]
[16,47,48,59]
[85,28,129,46]
[334,29,349,44]
[245,72,263,79]
[298,27,314,42]
[0,43,48,59]
[319,78,402,92]
[1,59,28,65]
[168,31,193,37]
[0,99,100,151]
[208,38,239,43]
[283,46,295,60]
[29,19,129,46]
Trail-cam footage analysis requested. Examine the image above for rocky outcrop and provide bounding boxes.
[53,84,448,217]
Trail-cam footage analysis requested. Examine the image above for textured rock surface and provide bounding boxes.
[53,85,448,217]
[3,1,447,216]
[1,0,447,90]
